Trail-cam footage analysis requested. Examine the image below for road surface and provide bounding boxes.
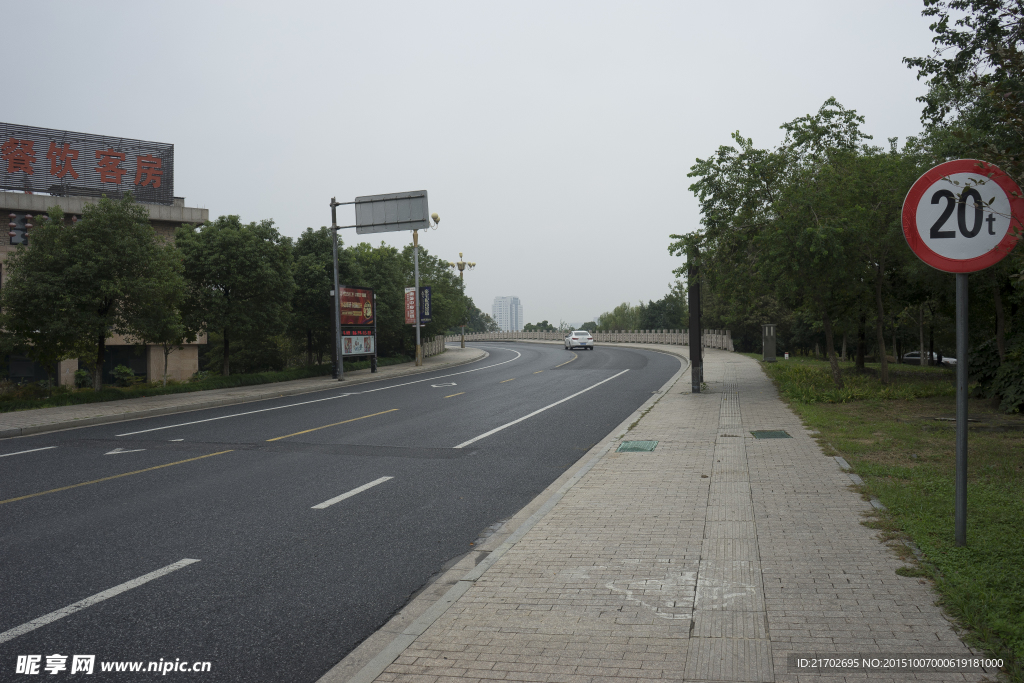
[0,343,680,681]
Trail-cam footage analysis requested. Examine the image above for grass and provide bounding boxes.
[0,355,413,414]
[753,354,1024,681]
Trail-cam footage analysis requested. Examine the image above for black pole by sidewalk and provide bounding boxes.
[688,255,702,394]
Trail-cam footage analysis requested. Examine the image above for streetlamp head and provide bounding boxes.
[431,212,440,224]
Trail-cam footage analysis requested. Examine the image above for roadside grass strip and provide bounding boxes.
[0,451,234,506]
[312,476,393,509]
[266,409,398,442]
[0,559,200,645]
[756,357,1024,682]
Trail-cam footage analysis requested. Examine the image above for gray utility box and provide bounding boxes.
[762,324,777,362]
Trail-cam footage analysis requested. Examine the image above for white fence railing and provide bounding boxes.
[444,329,733,351]
[422,335,446,358]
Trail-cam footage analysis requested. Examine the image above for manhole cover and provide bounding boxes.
[617,440,659,452]
[750,430,791,439]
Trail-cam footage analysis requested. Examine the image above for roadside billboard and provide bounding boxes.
[339,287,374,327]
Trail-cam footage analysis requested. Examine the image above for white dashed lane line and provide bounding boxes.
[0,446,56,459]
[311,476,394,510]
[0,559,200,645]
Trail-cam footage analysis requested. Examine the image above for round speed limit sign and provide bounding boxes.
[902,159,1023,273]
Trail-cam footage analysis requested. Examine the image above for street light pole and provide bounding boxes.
[413,228,421,366]
[412,213,441,366]
[330,197,343,381]
[448,252,476,349]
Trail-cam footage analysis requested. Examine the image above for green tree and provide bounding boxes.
[177,216,294,376]
[127,238,194,386]
[596,302,645,330]
[524,320,557,332]
[1,197,183,389]
[348,241,408,357]
[464,302,499,333]
[290,227,361,365]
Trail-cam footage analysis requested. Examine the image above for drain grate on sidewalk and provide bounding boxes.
[617,440,659,452]
[751,430,791,439]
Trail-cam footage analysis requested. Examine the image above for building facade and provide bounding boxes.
[1,123,207,386]
[492,296,524,332]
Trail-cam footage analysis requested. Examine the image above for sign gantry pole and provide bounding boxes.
[902,159,1022,547]
[330,197,343,381]
[330,190,433,369]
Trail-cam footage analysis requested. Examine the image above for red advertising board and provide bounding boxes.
[404,287,416,325]
[339,287,374,326]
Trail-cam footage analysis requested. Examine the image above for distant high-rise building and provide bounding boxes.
[492,296,524,332]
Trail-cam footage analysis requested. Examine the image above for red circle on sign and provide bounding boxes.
[902,159,1023,273]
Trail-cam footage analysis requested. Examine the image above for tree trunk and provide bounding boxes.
[841,332,847,362]
[929,325,935,367]
[875,263,889,384]
[222,331,230,376]
[94,334,106,390]
[822,308,844,388]
[856,314,866,371]
[919,304,926,368]
[995,285,1006,362]
[306,329,313,366]
[163,346,170,387]
[893,326,898,364]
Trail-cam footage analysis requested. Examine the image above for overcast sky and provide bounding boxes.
[4,1,937,326]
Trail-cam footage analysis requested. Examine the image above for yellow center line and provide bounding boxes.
[533,371,543,374]
[554,353,578,368]
[0,450,234,506]
[266,409,398,442]
[500,378,515,383]
[445,392,465,398]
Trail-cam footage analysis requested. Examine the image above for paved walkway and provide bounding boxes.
[330,346,984,683]
[0,346,486,440]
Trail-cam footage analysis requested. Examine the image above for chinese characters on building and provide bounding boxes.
[0,123,174,205]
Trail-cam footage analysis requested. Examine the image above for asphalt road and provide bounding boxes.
[0,342,681,682]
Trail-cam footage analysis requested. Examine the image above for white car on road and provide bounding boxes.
[565,330,594,350]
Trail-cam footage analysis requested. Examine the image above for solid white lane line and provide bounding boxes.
[0,558,200,645]
[454,369,630,449]
[116,348,523,437]
[0,446,56,459]
[312,476,393,510]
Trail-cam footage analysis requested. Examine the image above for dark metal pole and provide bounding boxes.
[955,272,969,546]
[688,254,702,394]
[330,198,343,381]
[413,230,421,366]
[371,293,378,373]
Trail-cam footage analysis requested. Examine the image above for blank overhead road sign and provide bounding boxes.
[354,190,429,234]
[902,159,1022,273]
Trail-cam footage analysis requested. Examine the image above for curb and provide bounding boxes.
[321,344,692,683]
[0,347,488,440]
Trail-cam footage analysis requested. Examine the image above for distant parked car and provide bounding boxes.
[564,330,594,350]
[902,351,955,366]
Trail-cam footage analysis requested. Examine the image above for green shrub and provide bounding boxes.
[112,364,142,387]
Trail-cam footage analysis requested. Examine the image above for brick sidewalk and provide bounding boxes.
[337,347,984,683]
[0,346,486,440]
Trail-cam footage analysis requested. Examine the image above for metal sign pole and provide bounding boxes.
[688,256,702,394]
[955,272,969,546]
[413,230,422,366]
[330,198,343,381]
[372,292,378,373]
